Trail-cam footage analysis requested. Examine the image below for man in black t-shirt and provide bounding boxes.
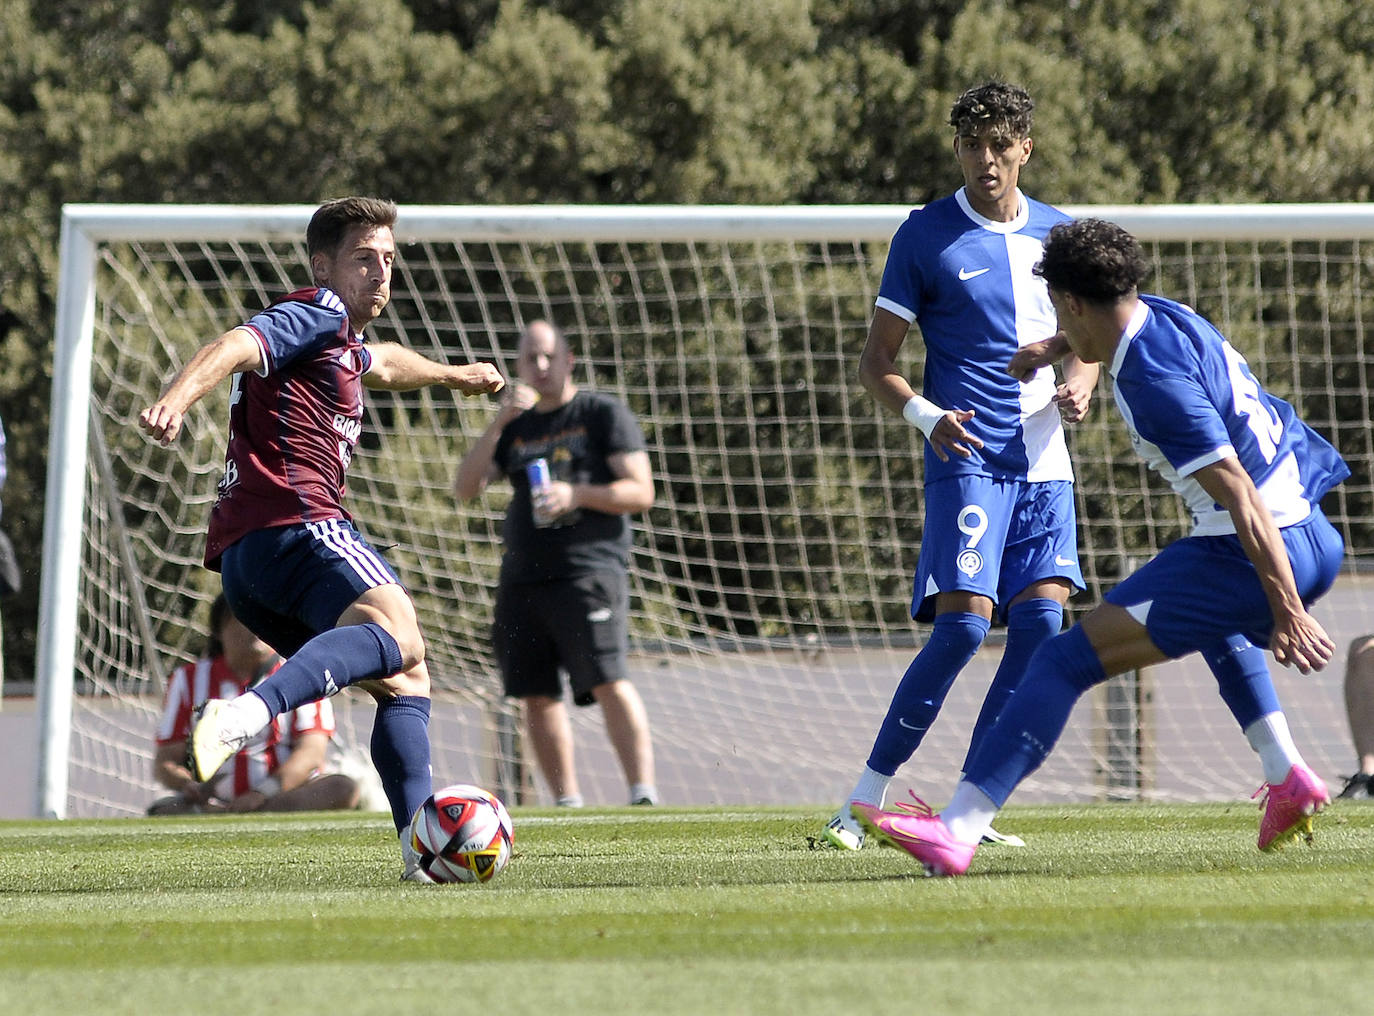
[455,320,659,807]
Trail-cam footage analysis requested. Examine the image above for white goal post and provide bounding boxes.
[38,203,1374,818]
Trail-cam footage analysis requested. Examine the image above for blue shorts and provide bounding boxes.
[913,476,1084,622]
[219,519,401,657]
[1104,510,1345,658]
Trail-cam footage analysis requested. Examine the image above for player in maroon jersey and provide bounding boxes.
[140,196,503,880]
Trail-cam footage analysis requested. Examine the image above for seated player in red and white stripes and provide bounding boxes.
[149,593,359,815]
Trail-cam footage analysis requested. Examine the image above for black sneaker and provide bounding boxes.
[1337,772,1374,799]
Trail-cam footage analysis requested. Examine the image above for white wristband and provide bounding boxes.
[254,775,282,799]
[902,394,947,439]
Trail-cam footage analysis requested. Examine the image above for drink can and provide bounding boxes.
[526,458,552,527]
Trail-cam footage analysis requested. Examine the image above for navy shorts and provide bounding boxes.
[493,571,629,707]
[219,518,401,657]
[913,475,1084,621]
[1104,510,1344,658]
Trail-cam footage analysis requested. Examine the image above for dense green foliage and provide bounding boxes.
[5,0,1374,679]
[1,804,1373,1014]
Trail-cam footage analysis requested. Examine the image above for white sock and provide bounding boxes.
[851,766,892,809]
[227,691,272,741]
[629,783,658,804]
[941,781,999,845]
[1245,711,1303,785]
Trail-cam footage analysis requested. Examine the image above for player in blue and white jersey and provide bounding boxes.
[140,197,504,881]
[853,218,1349,875]
[821,82,1100,850]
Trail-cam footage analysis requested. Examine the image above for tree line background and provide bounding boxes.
[3,0,1374,683]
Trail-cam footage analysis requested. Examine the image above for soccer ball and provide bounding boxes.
[407,784,514,884]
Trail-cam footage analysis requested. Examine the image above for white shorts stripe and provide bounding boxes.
[307,519,394,587]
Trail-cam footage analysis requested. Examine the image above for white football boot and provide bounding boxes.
[186,700,249,783]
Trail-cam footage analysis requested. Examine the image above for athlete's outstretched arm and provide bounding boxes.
[1193,456,1334,674]
[364,342,504,395]
[139,327,263,445]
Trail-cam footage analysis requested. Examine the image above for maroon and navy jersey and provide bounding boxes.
[205,287,374,569]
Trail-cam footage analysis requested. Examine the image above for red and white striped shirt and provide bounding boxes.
[155,655,337,800]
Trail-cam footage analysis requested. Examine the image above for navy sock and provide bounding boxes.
[964,624,1105,806]
[961,598,1063,774]
[866,612,991,776]
[251,622,404,716]
[1204,634,1280,730]
[371,695,433,835]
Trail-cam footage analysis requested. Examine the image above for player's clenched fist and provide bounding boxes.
[448,362,505,396]
[140,403,185,446]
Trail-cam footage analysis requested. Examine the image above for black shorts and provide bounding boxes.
[493,571,629,706]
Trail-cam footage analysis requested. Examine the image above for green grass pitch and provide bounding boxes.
[1,802,1371,1015]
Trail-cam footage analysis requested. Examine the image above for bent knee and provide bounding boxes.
[929,611,991,655]
[393,630,426,672]
[359,659,430,701]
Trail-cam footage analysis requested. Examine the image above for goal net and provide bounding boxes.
[38,203,1374,818]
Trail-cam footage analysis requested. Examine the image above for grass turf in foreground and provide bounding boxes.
[0,802,1370,1016]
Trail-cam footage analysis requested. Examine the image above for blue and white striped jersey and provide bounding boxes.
[1110,295,1349,536]
[876,188,1073,483]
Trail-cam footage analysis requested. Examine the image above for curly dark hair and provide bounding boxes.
[948,81,1034,137]
[306,196,398,258]
[1033,219,1150,303]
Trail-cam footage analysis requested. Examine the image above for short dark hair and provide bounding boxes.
[948,81,1034,138]
[306,196,398,258]
[1034,218,1150,303]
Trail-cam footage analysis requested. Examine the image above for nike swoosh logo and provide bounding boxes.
[897,718,927,732]
[958,267,991,281]
[1055,555,1074,567]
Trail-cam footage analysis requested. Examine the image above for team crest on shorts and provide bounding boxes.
[956,548,984,577]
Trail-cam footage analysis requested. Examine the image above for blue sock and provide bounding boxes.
[251,623,404,716]
[964,624,1105,806]
[961,598,1063,774]
[866,612,991,776]
[371,695,433,835]
[1204,635,1280,730]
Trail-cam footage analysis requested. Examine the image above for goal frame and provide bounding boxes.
[39,201,1374,819]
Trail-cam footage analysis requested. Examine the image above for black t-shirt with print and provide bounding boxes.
[492,390,646,583]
